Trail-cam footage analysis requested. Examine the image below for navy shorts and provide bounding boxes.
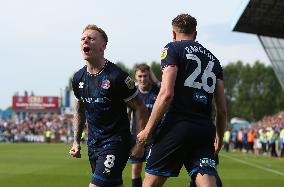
[145,120,217,178]
[88,138,131,187]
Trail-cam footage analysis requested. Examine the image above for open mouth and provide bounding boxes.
[83,46,90,53]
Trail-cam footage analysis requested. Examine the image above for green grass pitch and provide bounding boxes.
[0,143,284,187]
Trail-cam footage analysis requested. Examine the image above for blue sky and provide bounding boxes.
[0,0,269,109]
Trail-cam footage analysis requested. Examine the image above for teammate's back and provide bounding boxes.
[161,40,223,121]
[137,13,227,187]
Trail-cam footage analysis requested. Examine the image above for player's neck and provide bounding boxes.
[175,36,194,41]
[175,33,195,41]
[86,58,106,75]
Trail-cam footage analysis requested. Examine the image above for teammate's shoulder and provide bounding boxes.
[161,42,180,56]
[197,42,221,63]
[165,40,196,50]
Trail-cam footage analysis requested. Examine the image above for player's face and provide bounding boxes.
[135,70,151,90]
[80,29,106,62]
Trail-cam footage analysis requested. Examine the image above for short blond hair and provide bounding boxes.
[83,24,108,43]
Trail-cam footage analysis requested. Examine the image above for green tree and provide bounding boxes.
[116,61,135,79]
[223,61,284,121]
[150,61,162,81]
[115,61,130,73]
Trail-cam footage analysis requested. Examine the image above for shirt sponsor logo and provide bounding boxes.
[101,79,110,90]
[193,91,208,104]
[80,96,110,104]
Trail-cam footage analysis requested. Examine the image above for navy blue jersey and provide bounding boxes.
[130,85,160,135]
[161,40,223,122]
[72,60,138,146]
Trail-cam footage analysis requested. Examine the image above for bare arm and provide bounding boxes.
[137,66,177,143]
[69,99,86,158]
[73,99,86,144]
[214,79,227,154]
[127,95,148,157]
[127,94,148,135]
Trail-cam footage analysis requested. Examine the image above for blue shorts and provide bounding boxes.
[88,138,131,187]
[145,120,217,178]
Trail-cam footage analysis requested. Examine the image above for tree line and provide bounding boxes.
[224,61,284,122]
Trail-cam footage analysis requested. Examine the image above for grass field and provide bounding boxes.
[0,143,284,187]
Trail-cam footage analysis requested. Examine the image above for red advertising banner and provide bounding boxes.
[12,96,59,110]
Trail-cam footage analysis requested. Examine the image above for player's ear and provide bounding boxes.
[172,30,176,41]
[101,42,107,52]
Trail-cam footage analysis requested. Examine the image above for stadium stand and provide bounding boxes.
[0,113,76,143]
[232,0,284,89]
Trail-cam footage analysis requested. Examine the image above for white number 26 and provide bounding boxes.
[184,54,216,93]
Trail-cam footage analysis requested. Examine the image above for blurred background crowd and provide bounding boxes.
[1,110,284,158]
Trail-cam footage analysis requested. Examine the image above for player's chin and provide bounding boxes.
[83,55,91,61]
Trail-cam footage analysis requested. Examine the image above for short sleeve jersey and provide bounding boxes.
[72,60,138,146]
[130,85,160,135]
[161,40,223,122]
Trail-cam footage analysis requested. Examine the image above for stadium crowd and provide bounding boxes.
[0,112,76,143]
[1,110,284,158]
[223,111,284,158]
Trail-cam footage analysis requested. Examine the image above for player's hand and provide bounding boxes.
[214,136,223,154]
[130,143,144,159]
[69,142,81,158]
[137,128,151,145]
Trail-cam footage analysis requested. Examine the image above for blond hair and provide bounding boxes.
[83,24,108,43]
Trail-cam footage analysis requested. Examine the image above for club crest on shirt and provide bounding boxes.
[101,79,110,90]
[124,76,135,90]
[161,48,168,60]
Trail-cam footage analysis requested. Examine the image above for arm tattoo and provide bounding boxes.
[73,100,86,143]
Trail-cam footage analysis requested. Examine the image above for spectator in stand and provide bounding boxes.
[280,127,284,157]
[45,128,52,143]
[253,130,262,156]
[231,130,237,151]
[223,129,230,152]
[259,129,268,155]
[237,129,243,151]
[242,128,248,152]
[247,129,255,153]
[268,128,278,157]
